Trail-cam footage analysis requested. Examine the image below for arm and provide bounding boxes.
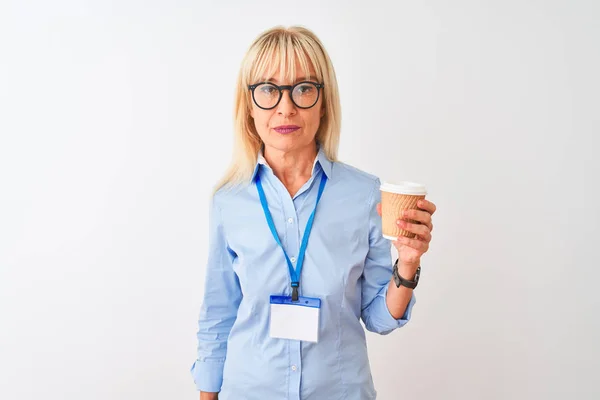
[385,265,418,319]
[360,179,416,335]
[190,197,242,395]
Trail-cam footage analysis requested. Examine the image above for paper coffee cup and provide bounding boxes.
[380,181,427,240]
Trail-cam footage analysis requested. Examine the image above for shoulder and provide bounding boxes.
[329,160,381,206]
[211,184,250,207]
[211,182,254,212]
[332,160,380,191]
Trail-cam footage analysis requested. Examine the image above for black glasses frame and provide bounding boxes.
[248,81,325,110]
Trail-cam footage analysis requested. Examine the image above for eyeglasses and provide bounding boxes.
[248,81,325,110]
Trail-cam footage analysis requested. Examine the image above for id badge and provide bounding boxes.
[269,295,321,343]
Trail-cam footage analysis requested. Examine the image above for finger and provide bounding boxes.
[396,235,429,252]
[417,199,437,215]
[376,202,382,216]
[397,220,431,242]
[402,209,432,226]
[416,232,433,243]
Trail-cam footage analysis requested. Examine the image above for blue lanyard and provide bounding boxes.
[255,172,327,301]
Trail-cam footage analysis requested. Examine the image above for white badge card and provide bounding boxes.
[270,295,321,343]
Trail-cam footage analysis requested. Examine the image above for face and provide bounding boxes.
[250,61,325,155]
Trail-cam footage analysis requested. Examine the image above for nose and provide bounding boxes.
[276,88,297,117]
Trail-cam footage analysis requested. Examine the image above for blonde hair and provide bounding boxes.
[214,25,342,192]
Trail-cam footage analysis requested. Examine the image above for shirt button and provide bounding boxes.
[291,365,297,371]
[290,257,296,263]
[287,217,294,224]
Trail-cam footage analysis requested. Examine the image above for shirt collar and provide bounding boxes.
[251,143,332,182]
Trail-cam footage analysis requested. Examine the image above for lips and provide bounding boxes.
[274,125,300,134]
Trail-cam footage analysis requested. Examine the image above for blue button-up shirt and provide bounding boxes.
[191,146,416,400]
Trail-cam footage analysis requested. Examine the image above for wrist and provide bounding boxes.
[398,261,419,279]
[392,259,421,289]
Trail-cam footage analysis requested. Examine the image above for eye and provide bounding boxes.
[259,84,278,96]
[295,84,315,95]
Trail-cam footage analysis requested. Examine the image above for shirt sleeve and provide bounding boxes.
[190,195,242,392]
[360,178,416,335]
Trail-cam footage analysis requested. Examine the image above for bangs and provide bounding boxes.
[246,31,324,85]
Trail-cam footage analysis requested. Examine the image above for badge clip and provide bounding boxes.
[291,283,299,301]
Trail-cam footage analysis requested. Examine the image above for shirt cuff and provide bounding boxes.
[376,285,417,334]
[190,359,224,392]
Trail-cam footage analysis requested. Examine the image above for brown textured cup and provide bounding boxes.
[380,182,427,240]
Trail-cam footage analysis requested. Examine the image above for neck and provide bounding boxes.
[263,141,318,196]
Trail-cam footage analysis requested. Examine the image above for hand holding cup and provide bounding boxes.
[377,181,437,268]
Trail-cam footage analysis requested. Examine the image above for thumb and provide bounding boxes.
[376,202,382,216]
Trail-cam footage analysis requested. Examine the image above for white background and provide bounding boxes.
[1,1,599,399]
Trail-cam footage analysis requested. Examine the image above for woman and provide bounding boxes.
[191,26,437,400]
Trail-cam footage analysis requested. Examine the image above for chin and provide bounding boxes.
[267,135,314,152]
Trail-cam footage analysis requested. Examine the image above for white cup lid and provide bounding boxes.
[380,181,427,195]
